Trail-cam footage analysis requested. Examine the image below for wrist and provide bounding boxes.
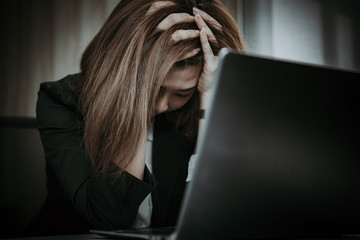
[199,92,210,110]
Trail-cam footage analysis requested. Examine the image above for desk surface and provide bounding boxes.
[3,234,103,240]
[4,234,360,240]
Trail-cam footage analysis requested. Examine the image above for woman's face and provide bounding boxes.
[155,65,201,115]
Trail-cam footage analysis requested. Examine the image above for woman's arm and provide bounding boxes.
[36,86,154,230]
[121,132,147,180]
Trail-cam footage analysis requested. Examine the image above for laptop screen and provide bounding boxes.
[177,49,360,240]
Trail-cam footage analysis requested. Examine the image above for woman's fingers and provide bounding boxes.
[171,29,200,42]
[179,48,201,61]
[157,13,194,31]
[193,7,222,33]
[153,6,219,87]
[199,28,214,60]
[197,27,218,94]
[147,1,176,16]
[194,13,219,48]
[199,27,217,78]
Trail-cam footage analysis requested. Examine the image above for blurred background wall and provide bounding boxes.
[240,0,360,70]
[1,0,359,118]
[0,0,119,237]
[0,0,359,237]
[0,0,119,118]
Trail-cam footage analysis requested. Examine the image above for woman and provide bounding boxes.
[28,0,245,236]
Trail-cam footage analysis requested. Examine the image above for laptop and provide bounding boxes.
[91,49,360,239]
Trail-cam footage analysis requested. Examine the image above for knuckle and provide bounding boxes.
[157,22,166,31]
[171,30,182,41]
[183,30,191,38]
[176,30,188,40]
[181,13,190,19]
[168,14,177,23]
[171,33,178,41]
[191,30,198,37]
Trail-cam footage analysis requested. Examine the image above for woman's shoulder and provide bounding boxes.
[39,73,83,110]
[36,73,84,129]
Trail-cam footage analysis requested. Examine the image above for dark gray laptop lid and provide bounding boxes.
[176,49,360,240]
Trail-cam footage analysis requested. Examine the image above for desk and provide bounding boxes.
[3,234,104,240]
[4,234,360,240]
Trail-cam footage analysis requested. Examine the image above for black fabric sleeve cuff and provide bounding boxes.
[74,166,155,230]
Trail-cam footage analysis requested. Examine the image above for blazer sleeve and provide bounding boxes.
[36,87,155,230]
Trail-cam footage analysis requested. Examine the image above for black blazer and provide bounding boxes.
[28,73,195,236]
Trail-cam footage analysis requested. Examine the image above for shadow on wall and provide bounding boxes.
[0,117,46,238]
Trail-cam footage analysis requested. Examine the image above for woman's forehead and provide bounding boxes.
[163,65,201,89]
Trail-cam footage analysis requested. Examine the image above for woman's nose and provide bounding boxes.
[155,93,169,115]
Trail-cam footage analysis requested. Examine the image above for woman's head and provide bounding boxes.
[155,63,200,115]
[77,0,246,176]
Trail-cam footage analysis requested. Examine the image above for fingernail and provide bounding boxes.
[196,48,201,52]
[193,7,200,13]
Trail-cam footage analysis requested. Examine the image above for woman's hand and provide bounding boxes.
[154,5,221,109]
[193,7,220,109]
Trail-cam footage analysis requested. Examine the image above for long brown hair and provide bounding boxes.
[76,0,246,177]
